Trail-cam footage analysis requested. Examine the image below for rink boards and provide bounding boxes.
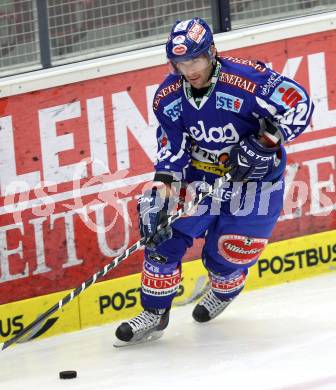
[0,12,335,345]
[0,229,335,344]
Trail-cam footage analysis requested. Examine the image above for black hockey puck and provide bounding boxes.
[59,370,77,379]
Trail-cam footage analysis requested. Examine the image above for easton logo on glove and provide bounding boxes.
[239,139,274,161]
[225,134,279,182]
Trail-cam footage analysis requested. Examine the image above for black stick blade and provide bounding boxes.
[2,317,59,350]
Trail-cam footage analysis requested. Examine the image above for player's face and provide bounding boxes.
[175,55,213,89]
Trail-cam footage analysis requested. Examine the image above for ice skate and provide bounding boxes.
[114,308,170,347]
[192,289,232,323]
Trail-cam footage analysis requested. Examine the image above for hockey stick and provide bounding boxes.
[174,277,210,307]
[1,174,230,351]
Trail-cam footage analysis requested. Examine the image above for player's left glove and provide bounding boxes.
[137,187,173,250]
[225,134,279,182]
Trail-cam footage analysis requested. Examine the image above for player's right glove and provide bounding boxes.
[137,187,173,250]
[224,134,279,182]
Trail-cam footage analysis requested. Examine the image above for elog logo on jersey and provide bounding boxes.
[163,97,182,122]
[189,120,239,143]
[216,92,244,113]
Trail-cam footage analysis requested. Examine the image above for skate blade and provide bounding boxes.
[113,330,164,348]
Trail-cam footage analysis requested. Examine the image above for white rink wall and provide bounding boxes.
[0,11,335,98]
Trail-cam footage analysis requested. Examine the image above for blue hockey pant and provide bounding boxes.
[141,179,284,309]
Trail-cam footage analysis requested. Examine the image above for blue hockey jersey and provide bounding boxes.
[152,56,314,186]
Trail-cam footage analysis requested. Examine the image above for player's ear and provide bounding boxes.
[210,45,217,56]
[209,45,217,63]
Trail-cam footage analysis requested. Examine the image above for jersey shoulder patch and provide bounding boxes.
[218,68,258,95]
[221,55,267,74]
[218,57,272,96]
[153,74,183,112]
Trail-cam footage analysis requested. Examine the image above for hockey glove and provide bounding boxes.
[225,134,279,182]
[137,187,173,250]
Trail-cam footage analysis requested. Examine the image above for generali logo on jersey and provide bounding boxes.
[153,78,183,111]
[219,71,257,94]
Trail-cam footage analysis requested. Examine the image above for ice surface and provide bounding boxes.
[1,273,336,390]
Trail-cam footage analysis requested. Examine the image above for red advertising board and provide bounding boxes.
[0,30,335,304]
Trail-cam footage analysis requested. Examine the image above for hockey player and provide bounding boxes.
[114,17,314,346]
